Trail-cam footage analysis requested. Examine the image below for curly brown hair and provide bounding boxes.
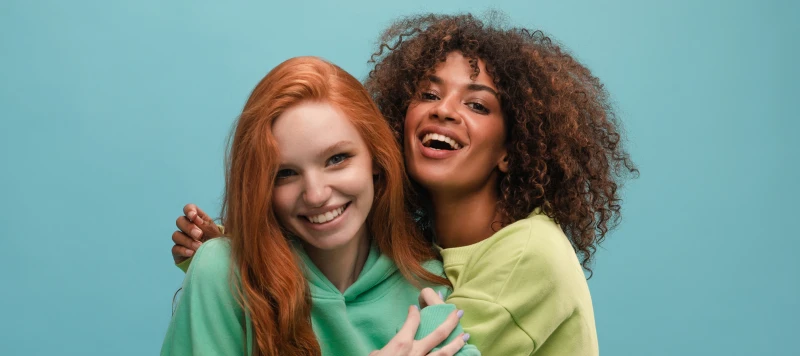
[365,12,638,272]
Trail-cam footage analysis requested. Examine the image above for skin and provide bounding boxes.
[271,101,374,292]
[403,52,509,248]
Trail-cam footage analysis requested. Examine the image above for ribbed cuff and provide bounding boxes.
[414,304,466,349]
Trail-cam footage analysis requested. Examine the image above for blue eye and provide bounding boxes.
[276,169,296,179]
[327,153,350,166]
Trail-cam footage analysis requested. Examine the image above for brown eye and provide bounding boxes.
[467,102,489,114]
[421,92,439,100]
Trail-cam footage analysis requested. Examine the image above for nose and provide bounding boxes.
[430,95,462,123]
[301,172,331,208]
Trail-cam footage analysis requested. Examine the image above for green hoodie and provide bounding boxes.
[161,238,479,355]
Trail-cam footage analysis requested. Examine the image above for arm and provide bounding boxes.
[161,239,248,355]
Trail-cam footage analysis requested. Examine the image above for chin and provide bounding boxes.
[409,167,453,188]
[301,230,359,251]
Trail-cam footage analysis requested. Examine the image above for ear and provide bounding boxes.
[497,151,509,173]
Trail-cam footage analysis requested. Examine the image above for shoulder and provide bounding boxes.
[516,214,581,272]
[185,238,234,284]
[464,213,587,297]
[480,213,579,271]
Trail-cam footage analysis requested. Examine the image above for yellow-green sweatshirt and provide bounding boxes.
[442,210,599,355]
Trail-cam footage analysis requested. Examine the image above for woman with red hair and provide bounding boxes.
[161,56,477,356]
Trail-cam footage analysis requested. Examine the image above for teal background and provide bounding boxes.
[1,0,797,354]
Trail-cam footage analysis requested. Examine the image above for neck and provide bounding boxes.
[302,226,371,293]
[428,175,503,249]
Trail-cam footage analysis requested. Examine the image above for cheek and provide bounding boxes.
[337,160,377,204]
[477,118,507,149]
[404,107,422,135]
[271,186,295,219]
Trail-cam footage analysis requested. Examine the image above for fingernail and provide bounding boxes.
[462,333,470,342]
[185,250,194,256]
[438,291,444,300]
[457,309,464,319]
[191,228,202,239]
[188,211,196,220]
[413,305,419,310]
[193,241,202,250]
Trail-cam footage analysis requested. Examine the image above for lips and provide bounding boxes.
[415,126,466,159]
[421,133,462,150]
[302,202,350,224]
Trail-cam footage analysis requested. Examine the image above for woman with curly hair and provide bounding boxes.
[171,13,636,355]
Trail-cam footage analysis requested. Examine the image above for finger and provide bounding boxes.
[429,333,468,356]
[393,305,421,347]
[171,245,194,264]
[176,216,203,240]
[197,218,223,240]
[172,230,202,251]
[193,205,214,225]
[183,204,199,221]
[417,309,461,351]
[419,288,445,308]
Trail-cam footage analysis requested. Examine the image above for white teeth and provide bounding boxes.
[421,133,461,150]
[307,205,346,224]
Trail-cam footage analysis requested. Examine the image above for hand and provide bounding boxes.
[171,204,222,264]
[369,305,468,356]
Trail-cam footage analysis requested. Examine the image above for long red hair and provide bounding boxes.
[222,56,448,355]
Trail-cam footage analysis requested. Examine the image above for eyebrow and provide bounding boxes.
[429,75,499,97]
[321,140,355,158]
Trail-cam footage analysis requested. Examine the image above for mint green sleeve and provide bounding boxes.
[161,240,248,355]
[175,225,225,273]
[413,303,481,356]
[392,286,479,355]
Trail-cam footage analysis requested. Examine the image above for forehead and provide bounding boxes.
[272,101,365,157]
[429,51,497,91]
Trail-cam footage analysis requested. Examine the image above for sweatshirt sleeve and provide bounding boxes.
[447,218,598,356]
[161,239,248,356]
[174,225,226,273]
[399,262,480,356]
[413,301,481,356]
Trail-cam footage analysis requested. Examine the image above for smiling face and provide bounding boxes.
[271,101,374,252]
[404,51,508,195]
